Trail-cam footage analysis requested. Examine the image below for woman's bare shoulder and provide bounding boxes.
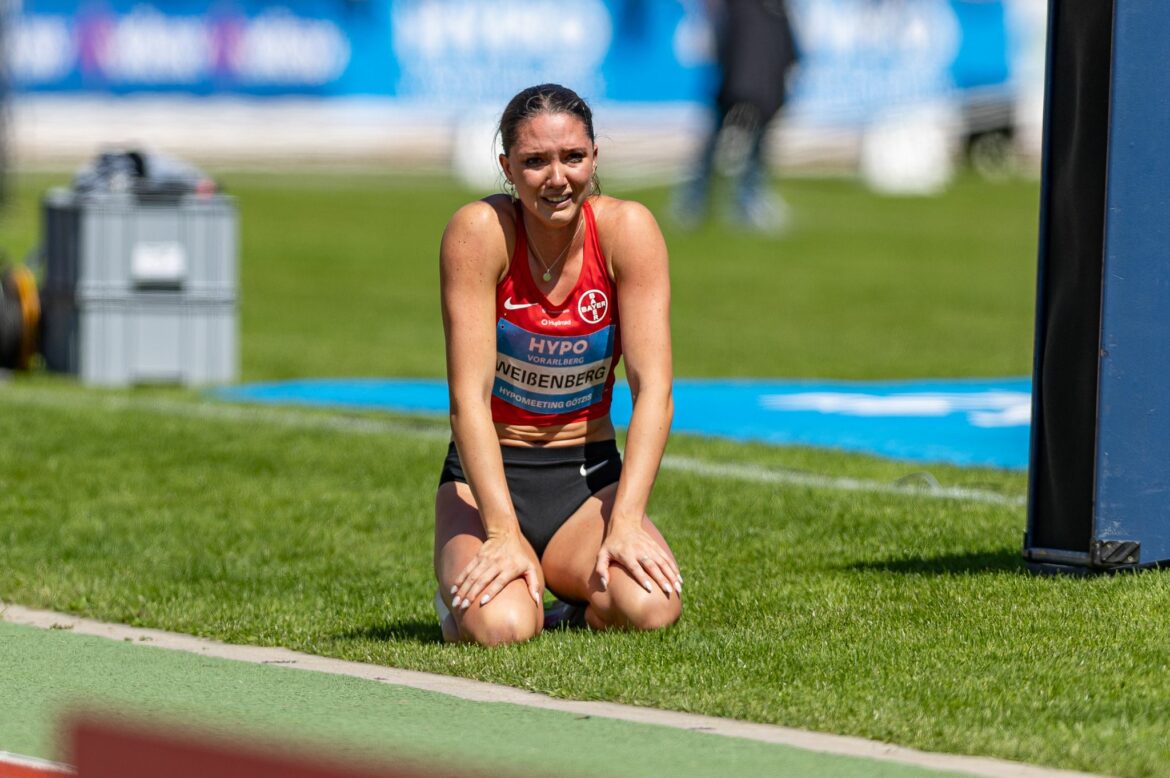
[590,195,663,255]
[446,194,515,236]
[442,194,516,274]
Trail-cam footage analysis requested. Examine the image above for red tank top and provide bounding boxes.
[491,200,621,426]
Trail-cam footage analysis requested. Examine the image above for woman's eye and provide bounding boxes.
[525,157,543,167]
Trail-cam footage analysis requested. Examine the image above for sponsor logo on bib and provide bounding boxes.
[578,290,608,324]
[504,297,539,311]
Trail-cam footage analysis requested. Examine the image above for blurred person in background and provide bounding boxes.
[671,0,800,234]
[434,84,683,646]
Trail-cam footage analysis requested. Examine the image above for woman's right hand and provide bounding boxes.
[449,531,542,612]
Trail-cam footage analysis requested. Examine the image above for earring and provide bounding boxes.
[504,179,516,198]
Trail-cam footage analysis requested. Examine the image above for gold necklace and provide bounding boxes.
[526,215,583,282]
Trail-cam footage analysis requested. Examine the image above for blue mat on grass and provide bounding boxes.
[215,377,1031,470]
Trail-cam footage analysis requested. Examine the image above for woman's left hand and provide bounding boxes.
[594,523,682,596]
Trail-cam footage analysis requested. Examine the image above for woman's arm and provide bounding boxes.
[440,200,542,609]
[594,199,682,595]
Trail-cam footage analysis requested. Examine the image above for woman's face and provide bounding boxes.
[500,112,597,229]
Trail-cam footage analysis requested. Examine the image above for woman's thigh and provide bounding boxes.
[434,481,544,643]
[540,484,681,629]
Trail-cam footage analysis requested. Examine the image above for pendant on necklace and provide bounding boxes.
[542,270,552,282]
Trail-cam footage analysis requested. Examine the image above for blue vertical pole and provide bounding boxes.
[1026,0,1170,570]
[1090,0,1170,564]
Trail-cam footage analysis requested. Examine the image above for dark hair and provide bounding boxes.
[498,84,600,195]
[499,84,596,156]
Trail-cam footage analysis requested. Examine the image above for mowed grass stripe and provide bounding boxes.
[2,384,1023,507]
[0,172,1042,382]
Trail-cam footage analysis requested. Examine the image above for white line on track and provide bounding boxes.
[661,455,1026,507]
[2,388,1025,507]
[0,751,73,776]
[1,604,1096,778]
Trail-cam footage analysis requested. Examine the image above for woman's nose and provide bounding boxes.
[547,162,566,186]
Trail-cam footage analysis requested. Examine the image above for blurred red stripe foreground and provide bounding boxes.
[2,714,484,778]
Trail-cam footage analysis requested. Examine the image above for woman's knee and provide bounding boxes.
[621,594,681,631]
[461,610,538,646]
[591,578,681,631]
[455,593,541,646]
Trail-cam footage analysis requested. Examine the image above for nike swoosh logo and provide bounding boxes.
[504,297,539,310]
[580,461,609,477]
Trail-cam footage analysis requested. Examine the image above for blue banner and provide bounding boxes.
[788,0,1010,123]
[217,377,1033,469]
[11,0,1016,122]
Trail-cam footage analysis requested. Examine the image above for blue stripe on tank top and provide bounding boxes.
[491,376,608,415]
[496,319,616,367]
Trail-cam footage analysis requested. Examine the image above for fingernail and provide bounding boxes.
[600,577,608,590]
[676,580,683,591]
[449,585,457,595]
[479,595,490,605]
[460,598,470,609]
[643,581,653,593]
[664,583,673,594]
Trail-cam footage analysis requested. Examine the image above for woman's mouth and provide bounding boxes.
[542,193,572,207]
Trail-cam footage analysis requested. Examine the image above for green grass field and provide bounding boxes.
[2,170,1039,380]
[5,171,1168,777]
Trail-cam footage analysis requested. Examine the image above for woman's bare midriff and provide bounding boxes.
[495,415,616,448]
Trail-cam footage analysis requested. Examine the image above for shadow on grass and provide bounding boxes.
[849,547,1026,575]
[336,618,442,645]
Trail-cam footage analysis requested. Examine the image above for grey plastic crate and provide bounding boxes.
[40,185,238,387]
[43,188,236,296]
[43,291,236,387]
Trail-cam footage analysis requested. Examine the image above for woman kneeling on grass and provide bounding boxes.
[434,83,683,646]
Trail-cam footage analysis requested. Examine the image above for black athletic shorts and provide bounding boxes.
[438,440,623,559]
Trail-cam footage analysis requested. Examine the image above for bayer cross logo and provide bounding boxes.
[578,290,608,324]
